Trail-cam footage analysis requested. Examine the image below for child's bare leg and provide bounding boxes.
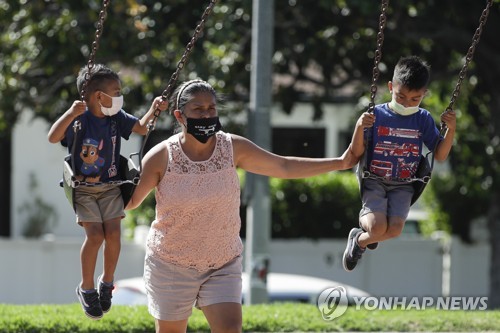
[358,212,388,248]
[101,217,121,283]
[80,222,105,290]
[385,216,405,239]
[358,214,406,247]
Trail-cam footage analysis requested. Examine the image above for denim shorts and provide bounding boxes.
[74,184,124,225]
[359,178,414,219]
[144,254,243,321]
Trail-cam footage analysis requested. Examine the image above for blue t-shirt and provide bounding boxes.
[62,109,138,182]
[365,103,441,181]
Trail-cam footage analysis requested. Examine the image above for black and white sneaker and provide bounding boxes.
[76,285,103,320]
[97,275,114,313]
[342,228,366,272]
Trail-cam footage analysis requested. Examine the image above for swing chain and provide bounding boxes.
[71,177,140,189]
[445,0,492,114]
[361,171,431,184]
[368,0,389,114]
[139,0,217,174]
[147,0,218,131]
[80,0,111,101]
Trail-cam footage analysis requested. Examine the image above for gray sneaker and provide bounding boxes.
[342,228,366,272]
[76,285,103,320]
[97,275,114,313]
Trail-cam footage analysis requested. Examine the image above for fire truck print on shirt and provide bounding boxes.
[367,104,440,181]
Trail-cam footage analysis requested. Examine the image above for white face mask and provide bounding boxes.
[388,98,420,116]
[99,92,123,116]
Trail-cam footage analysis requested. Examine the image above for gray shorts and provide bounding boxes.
[144,254,243,321]
[359,178,414,220]
[74,184,124,225]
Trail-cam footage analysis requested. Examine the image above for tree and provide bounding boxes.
[2,0,499,306]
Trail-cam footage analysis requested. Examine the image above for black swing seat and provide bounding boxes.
[60,153,140,211]
[357,151,433,207]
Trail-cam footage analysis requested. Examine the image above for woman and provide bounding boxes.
[126,79,358,333]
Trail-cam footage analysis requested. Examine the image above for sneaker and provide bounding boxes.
[97,275,114,313]
[342,228,366,272]
[76,285,103,320]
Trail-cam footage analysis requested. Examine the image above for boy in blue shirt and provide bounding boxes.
[48,64,168,318]
[343,56,456,272]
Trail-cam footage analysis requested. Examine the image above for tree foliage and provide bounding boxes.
[2,0,500,262]
[2,0,500,306]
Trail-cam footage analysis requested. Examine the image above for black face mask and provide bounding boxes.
[186,116,222,143]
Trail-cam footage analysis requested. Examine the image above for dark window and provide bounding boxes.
[272,127,326,158]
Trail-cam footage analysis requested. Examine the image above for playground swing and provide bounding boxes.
[62,0,218,211]
[356,0,493,206]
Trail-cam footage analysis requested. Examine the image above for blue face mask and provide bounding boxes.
[388,98,420,116]
[186,116,222,143]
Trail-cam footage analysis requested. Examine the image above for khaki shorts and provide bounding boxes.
[74,184,125,225]
[144,254,243,321]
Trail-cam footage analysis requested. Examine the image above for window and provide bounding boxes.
[272,127,326,158]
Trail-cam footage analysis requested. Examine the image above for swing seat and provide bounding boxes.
[60,154,140,212]
[410,152,432,206]
[357,151,432,207]
[118,153,140,208]
[62,155,78,211]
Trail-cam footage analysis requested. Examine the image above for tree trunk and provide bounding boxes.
[0,134,11,237]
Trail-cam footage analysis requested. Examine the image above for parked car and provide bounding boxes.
[112,272,370,305]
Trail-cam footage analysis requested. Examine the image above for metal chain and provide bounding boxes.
[70,177,140,189]
[446,0,492,114]
[359,0,389,180]
[361,170,430,184]
[79,0,111,101]
[138,0,217,173]
[150,0,218,128]
[368,0,389,114]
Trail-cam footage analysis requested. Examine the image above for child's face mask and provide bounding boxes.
[388,98,420,116]
[99,92,123,116]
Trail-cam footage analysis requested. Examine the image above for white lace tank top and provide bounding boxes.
[146,131,243,271]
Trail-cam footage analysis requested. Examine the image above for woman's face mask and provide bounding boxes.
[185,116,222,143]
[99,92,123,116]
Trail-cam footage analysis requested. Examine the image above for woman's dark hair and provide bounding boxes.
[170,79,217,113]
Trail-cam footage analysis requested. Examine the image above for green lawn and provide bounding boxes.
[0,303,499,332]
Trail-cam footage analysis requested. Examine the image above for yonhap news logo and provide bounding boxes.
[317,286,488,321]
[317,286,349,320]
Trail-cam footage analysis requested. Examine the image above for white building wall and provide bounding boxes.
[0,237,489,304]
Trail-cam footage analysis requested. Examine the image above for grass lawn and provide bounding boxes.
[0,303,499,332]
